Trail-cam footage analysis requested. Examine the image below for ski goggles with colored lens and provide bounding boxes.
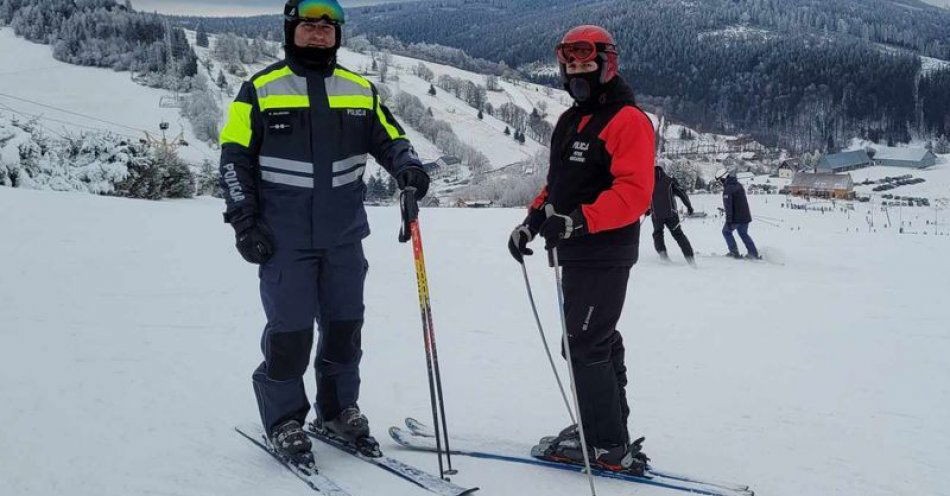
[555,41,615,64]
[288,0,345,24]
[556,41,597,64]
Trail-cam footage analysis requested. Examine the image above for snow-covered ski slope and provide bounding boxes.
[1,186,947,496]
[0,29,217,165]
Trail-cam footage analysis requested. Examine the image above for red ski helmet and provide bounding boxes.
[556,25,619,84]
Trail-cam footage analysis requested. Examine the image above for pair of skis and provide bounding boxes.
[390,418,754,496]
[237,418,752,496]
[235,422,477,496]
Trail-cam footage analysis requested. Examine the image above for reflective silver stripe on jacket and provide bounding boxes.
[261,156,313,174]
[332,166,365,188]
[325,76,374,98]
[256,74,309,99]
[332,154,367,174]
[262,170,313,188]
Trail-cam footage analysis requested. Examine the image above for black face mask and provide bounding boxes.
[285,44,337,70]
[565,70,602,104]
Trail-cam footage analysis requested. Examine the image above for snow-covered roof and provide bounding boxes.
[789,172,854,191]
[872,147,933,162]
[818,150,871,170]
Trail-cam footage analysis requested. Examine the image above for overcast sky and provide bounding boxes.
[132,0,406,17]
[133,0,948,17]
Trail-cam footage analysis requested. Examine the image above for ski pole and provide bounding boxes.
[755,217,781,227]
[399,188,456,479]
[519,261,576,425]
[551,247,597,496]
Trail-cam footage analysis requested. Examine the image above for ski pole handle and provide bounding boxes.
[399,187,419,243]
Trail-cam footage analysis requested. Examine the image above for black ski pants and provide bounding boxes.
[652,215,694,258]
[561,265,631,449]
[252,242,368,434]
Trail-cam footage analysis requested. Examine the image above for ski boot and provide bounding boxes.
[685,255,696,267]
[593,436,651,476]
[533,425,650,476]
[744,253,763,260]
[312,405,381,457]
[658,250,671,262]
[725,251,742,259]
[269,419,315,468]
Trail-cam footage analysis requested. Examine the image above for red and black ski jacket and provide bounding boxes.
[528,77,655,267]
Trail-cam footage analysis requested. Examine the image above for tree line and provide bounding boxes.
[343,0,950,152]
[1,0,199,91]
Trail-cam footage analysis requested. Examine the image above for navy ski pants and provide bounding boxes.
[722,222,759,257]
[252,242,368,434]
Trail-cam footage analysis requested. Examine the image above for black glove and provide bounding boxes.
[507,208,545,262]
[687,206,695,216]
[395,165,430,200]
[507,225,535,263]
[234,219,275,265]
[398,188,419,244]
[539,205,588,249]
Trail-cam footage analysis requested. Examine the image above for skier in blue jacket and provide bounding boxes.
[716,169,759,259]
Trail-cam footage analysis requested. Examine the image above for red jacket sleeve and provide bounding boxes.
[580,107,655,233]
[530,186,548,210]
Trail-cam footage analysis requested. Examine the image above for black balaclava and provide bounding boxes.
[563,59,614,111]
[284,19,341,71]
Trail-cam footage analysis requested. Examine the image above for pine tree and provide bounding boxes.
[504,126,510,136]
[196,24,210,48]
[385,176,397,197]
[366,175,380,200]
[478,109,484,120]
[428,84,437,96]
[155,146,196,199]
[935,135,950,154]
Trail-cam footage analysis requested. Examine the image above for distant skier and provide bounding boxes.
[716,169,760,259]
[218,0,429,465]
[650,165,695,264]
[507,25,654,475]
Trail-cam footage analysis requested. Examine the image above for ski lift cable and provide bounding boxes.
[0,102,139,141]
[2,102,219,163]
[0,65,68,77]
[0,92,148,134]
[0,103,69,139]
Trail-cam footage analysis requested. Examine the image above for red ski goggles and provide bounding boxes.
[556,41,614,64]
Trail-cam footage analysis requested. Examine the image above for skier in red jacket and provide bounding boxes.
[507,25,655,475]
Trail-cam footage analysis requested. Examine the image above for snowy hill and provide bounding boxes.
[0,24,785,205]
[1,184,948,496]
[194,33,785,204]
[0,28,216,165]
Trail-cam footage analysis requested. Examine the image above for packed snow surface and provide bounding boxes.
[1,185,948,496]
